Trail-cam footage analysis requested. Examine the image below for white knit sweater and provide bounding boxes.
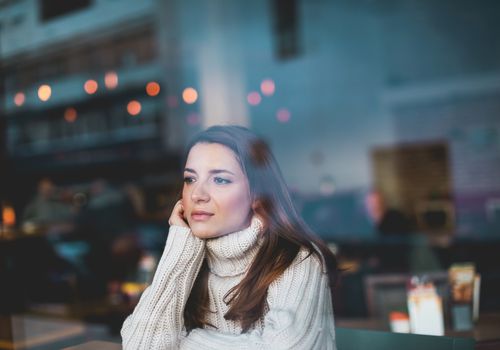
[121,217,336,349]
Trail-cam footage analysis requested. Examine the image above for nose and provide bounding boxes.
[191,181,210,203]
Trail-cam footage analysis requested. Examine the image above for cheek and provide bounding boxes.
[181,187,191,208]
[220,189,251,214]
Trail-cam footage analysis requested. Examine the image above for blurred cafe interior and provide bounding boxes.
[1,0,500,348]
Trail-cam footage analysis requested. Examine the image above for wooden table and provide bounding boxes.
[0,315,85,350]
[63,341,121,350]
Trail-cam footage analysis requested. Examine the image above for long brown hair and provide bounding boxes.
[182,125,338,332]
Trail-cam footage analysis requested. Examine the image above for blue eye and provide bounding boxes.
[214,177,231,185]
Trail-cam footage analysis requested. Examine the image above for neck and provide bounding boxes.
[205,216,263,277]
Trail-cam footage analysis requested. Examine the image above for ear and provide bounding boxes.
[251,198,262,212]
[251,199,267,232]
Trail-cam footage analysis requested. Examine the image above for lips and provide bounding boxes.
[191,210,214,221]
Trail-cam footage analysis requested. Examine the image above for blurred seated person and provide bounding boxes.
[13,178,77,303]
[76,179,142,297]
[22,177,74,234]
[365,189,413,236]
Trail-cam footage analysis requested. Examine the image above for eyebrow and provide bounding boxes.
[184,168,236,176]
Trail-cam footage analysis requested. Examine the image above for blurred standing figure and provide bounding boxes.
[365,189,413,236]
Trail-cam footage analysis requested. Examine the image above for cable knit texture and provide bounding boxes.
[121,217,336,349]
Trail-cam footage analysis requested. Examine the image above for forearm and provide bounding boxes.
[121,226,205,350]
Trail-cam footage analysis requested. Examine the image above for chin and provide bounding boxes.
[189,223,218,239]
[191,229,219,239]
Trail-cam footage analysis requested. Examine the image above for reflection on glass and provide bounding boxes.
[167,95,179,108]
[64,107,78,123]
[182,87,198,104]
[187,112,200,126]
[104,71,118,90]
[84,79,98,94]
[260,79,275,96]
[276,108,290,123]
[14,92,25,106]
[127,100,142,116]
[146,82,160,97]
[38,84,51,101]
[247,91,261,106]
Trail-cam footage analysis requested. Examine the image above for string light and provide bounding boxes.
[182,87,198,104]
[104,72,118,90]
[14,92,25,106]
[247,92,261,106]
[84,80,98,94]
[38,85,51,101]
[127,100,141,116]
[146,82,161,96]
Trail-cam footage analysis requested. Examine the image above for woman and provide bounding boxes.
[121,125,338,349]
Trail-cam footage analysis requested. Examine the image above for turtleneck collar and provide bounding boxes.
[205,216,264,277]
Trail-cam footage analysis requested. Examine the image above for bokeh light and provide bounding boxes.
[14,92,25,106]
[104,71,118,90]
[38,85,52,102]
[167,95,179,108]
[127,100,142,116]
[84,80,98,94]
[187,112,200,126]
[247,92,262,106]
[182,87,198,104]
[276,108,291,123]
[2,205,16,226]
[260,79,275,96]
[146,82,161,97]
[64,107,77,123]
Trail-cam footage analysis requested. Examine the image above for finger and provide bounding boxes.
[177,200,184,211]
[177,200,183,211]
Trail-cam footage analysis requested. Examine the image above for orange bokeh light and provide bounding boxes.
[14,92,25,106]
[146,82,161,97]
[104,72,118,90]
[127,100,142,116]
[64,107,77,123]
[38,85,52,101]
[84,80,98,94]
[2,205,16,226]
[182,87,198,104]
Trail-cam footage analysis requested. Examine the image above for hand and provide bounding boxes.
[168,200,189,228]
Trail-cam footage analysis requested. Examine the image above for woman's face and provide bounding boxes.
[182,142,253,239]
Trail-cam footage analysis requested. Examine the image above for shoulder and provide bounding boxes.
[293,245,327,273]
[266,247,330,308]
[270,247,327,290]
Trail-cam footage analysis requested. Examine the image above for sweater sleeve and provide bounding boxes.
[180,250,336,350]
[121,225,205,350]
